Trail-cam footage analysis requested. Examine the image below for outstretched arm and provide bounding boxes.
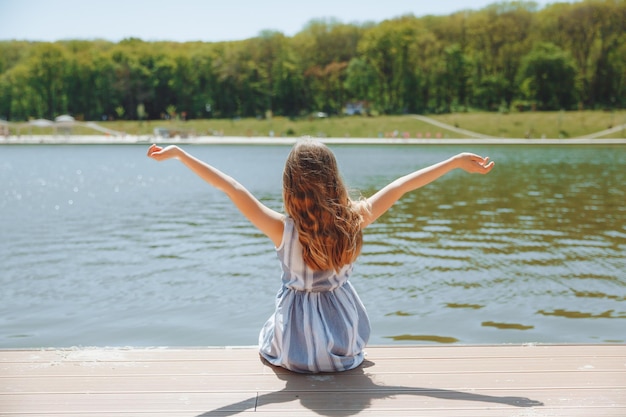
[147,144,284,246]
[362,153,494,227]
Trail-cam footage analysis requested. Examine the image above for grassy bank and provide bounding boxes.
[89,115,462,139]
[7,110,626,139]
[433,110,626,139]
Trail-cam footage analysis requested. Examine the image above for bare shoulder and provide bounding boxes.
[352,199,374,229]
[265,212,287,248]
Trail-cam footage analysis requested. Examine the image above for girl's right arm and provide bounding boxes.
[147,144,284,247]
[361,153,494,228]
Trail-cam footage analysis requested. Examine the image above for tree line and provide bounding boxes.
[0,0,624,122]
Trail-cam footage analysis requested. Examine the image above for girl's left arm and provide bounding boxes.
[361,152,494,227]
[147,144,284,247]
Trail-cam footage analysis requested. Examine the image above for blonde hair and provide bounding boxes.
[283,139,367,272]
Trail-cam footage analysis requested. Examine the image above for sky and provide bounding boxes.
[0,0,572,43]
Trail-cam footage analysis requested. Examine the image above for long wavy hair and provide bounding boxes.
[283,139,368,272]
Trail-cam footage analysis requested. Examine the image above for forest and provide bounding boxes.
[0,0,624,122]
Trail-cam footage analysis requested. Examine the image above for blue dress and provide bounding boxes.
[259,217,371,373]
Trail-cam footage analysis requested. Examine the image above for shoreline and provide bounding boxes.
[1,134,626,145]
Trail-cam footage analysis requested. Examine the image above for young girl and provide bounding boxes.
[147,139,494,373]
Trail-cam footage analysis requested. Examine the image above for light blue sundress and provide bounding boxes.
[259,217,371,373]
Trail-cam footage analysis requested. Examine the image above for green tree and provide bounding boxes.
[188,46,219,119]
[466,2,536,108]
[1,63,43,120]
[473,74,508,110]
[26,43,69,119]
[358,17,424,114]
[293,19,365,115]
[92,52,118,120]
[211,42,247,117]
[271,42,306,117]
[345,57,377,105]
[517,42,578,110]
[589,0,626,108]
[63,41,103,119]
[110,39,158,119]
[433,44,472,112]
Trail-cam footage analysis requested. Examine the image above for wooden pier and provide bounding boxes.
[1,344,624,416]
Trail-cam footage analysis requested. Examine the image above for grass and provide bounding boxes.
[6,110,626,139]
[432,110,626,139]
[102,115,462,138]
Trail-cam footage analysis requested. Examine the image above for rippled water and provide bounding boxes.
[1,143,624,348]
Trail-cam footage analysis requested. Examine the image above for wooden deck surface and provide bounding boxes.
[1,344,624,416]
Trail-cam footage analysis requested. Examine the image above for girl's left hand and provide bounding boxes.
[457,153,495,174]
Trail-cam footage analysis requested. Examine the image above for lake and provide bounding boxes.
[1,143,624,348]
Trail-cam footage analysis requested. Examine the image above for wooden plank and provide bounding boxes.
[0,345,624,417]
[255,389,622,410]
[1,410,624,417]
[0,392,256,414]
[1,344,623,363]
[0,347,260,363]
[2,355,621,377]
[2,370,624,394]
[1,391,624,416]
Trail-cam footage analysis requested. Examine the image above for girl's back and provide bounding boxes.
[259,216,370,373]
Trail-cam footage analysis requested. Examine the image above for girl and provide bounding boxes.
[147,139,494,373]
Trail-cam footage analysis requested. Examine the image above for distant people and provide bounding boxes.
[147,138,494,373]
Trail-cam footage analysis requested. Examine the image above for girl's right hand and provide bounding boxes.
[147,144,182,161]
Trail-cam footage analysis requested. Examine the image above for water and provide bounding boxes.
[1,143,624,348]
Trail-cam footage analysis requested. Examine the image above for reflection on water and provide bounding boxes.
[0,144,624,348]
[537,309,626,319]
[482,321,534,330]
[447,303,484,309]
